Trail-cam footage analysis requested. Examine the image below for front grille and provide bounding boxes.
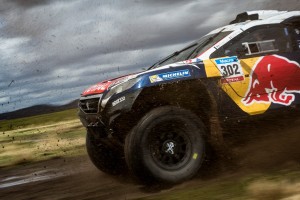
[79,96,101,114]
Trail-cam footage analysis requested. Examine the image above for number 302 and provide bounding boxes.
[220,64,240,76]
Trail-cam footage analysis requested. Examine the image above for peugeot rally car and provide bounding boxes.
[78,10,300,183]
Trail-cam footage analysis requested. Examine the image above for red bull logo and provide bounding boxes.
[242,55,300,106]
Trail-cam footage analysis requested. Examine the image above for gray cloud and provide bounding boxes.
[1,0,300,113]
[4,0,54,8]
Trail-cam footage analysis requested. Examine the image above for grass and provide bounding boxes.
[0,108,79,132]
[0,109,86,167]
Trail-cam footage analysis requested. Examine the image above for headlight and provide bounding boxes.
[101,77,141,107]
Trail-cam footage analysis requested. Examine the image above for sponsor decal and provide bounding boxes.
[183,58,202,64]
[109,74,138,89]
[215,56,245,83]
[149,75,163,83]
[149,69,191,83]
[185,59,193,64]
[82,73,139,96]
[242,55,300,106]
[83,81,112,96]
[112,96,125,107]
[193,153,198,160]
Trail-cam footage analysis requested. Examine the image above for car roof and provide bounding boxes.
[208,10,300,35]
[196,10,300,59]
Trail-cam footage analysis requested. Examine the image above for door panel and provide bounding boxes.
[211,25,298,106]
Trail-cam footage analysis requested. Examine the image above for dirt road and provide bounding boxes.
[0,156,147,200]
[1,110,300,200]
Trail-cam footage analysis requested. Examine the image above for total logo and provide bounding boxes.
[82,81,113,96]
[242,55,300,106]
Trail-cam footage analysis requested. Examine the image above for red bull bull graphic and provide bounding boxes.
[242,55,300,106]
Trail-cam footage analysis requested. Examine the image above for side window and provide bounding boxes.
[243,39,278,55]
[211,26,292,58]
[292,26,300,50]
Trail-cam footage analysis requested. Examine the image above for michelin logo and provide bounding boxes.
[149,69,191,83]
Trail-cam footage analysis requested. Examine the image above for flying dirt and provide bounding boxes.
[0,110,299,200]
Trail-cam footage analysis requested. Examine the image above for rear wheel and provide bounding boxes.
[125,106,206,183]
[86,131,126,175]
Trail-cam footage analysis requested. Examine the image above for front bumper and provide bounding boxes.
[78,88,142,130]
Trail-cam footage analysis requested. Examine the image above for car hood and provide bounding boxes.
[81,73,139,96]
[81,60,202,97]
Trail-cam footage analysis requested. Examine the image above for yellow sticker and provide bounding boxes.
[193,153,198,160]
[205,57,271,115]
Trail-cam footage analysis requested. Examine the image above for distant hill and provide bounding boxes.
[0,99,78,120]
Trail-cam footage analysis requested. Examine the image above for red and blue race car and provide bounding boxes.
[78,10,300,183]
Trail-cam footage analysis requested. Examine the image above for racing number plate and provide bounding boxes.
[215,56,245,83]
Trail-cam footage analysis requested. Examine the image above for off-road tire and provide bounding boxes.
[86,131,126,175]
[125,106,206,183]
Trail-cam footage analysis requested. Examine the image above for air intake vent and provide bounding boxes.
[79,97,100,114]
[230,12,259,24]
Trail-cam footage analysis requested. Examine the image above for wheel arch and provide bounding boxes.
[130,79,215,136]
[110,78,223,149]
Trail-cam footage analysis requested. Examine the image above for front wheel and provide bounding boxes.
[125,106,206,183]
[86,130,126,175]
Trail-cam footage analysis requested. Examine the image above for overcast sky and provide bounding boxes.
[1,0,300,113]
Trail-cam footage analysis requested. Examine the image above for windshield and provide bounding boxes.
[150,31,232,69]
[189,31,232,58]
[149,43,199,69]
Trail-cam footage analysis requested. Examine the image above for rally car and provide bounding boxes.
[78,10,300,183]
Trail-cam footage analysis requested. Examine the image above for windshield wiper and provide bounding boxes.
[149,51,179,70]
[190,28,226,57]
[148,43,197,70]
[209,28,226,42]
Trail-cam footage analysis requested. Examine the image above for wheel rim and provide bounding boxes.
[148,120,192,170]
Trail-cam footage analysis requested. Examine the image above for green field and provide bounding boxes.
[0,109,80,132]
[0,109,86,167]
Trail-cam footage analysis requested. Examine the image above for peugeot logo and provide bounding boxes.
[86,102,90,110]
[165,141,175,155]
